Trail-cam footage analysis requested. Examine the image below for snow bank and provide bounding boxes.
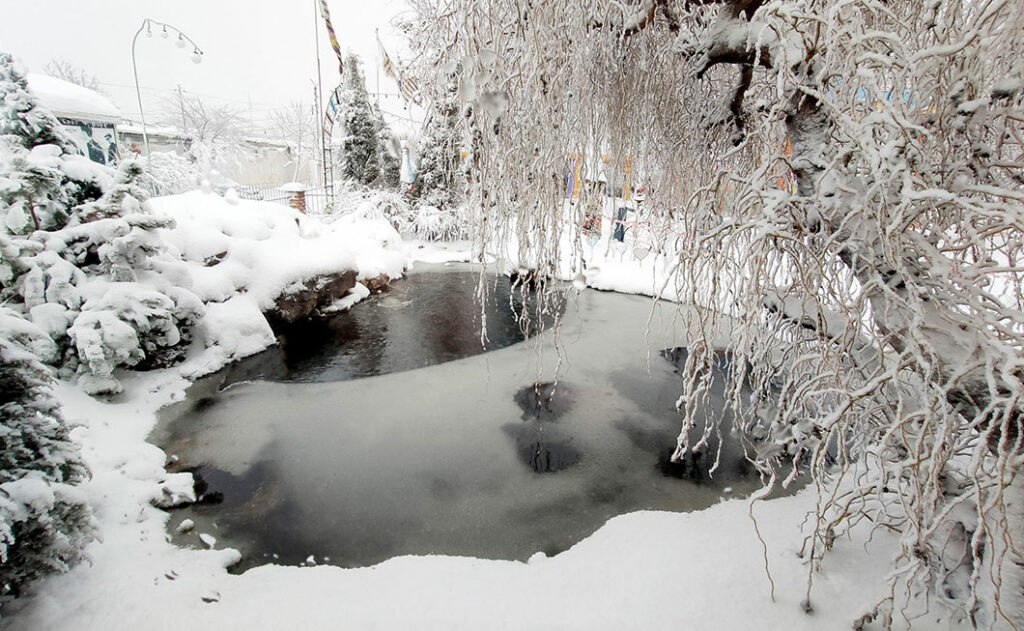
[180,295,274,378]
[3,359,925,631]
[154,191,408,311]
[1,194,962,629]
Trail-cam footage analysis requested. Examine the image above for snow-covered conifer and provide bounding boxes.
[75,159,148,224]
[0,55,202,394]
[413,70,463,208]
[375,104,401,189]
[0,312,93,602]
[0,53,68,151]
[337,55,383,186]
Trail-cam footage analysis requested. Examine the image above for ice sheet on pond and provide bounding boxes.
[155,268,761,570]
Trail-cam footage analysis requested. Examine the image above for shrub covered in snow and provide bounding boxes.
[0,54,203,394]
[0,320,93,602]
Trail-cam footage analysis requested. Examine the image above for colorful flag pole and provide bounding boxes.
[319,0,344,76]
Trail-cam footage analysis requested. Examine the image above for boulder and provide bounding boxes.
[269,270,358,324]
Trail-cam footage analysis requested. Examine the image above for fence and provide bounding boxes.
[236,185,335,218]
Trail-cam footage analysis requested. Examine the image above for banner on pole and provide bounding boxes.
[319,0,344,75]
[377,34,421,105]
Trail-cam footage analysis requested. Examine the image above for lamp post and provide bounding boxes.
[131,18,204,160]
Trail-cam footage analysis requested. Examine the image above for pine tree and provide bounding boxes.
[413,71,463,207]
[0,53,68,151]
[0,140,69,234]
[374,104,401,189]
[337,55,383,186]
[75,159,149,224]
[0,324,94,601]
[0,53,101,234]
[1,53,201,395]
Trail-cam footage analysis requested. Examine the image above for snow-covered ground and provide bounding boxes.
[151,190,407,378]
[4,199,964,630]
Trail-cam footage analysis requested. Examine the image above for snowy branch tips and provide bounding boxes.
[406,0,1024,625]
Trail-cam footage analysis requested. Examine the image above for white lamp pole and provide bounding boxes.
[131,18,204,160]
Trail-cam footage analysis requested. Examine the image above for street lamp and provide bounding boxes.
[131,18,204,160]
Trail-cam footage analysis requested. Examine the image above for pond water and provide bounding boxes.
[152,263,763,572]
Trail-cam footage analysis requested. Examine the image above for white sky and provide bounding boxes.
[0,0,424,136]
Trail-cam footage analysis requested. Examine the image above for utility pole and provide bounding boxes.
[176,84,187,132]
[375,28,381,108]
[313,0,327,190]
[247,93,255,133]
[312,81,322,186]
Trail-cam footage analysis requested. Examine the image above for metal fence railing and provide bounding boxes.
[236,185,335,218]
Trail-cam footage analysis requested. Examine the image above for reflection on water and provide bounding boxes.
[219,267,556,384]
[154,264,768,572]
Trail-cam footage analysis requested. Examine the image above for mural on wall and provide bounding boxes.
[59,118,119,165]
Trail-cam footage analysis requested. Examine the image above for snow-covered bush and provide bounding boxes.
[0,318,93,602]
[140,151,201,197]
[329,182,467,240]
[0,54,203,394]
[394,201,471,241]
[69,282,201,394]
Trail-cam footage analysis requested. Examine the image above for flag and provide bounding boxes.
[319,0,344,76]
[377,33,421,105]
[323,86,342,141]
[378,38,398,82]
[400,76,420,103]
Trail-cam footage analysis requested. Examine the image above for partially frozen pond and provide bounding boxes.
[153,263,761,571]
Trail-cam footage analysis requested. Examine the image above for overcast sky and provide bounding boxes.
[0,0,423,136]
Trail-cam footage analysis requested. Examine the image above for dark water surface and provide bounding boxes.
[214,266,554,384]
[152,264,764,572]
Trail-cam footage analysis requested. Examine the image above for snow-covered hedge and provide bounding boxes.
[0,332,94,602]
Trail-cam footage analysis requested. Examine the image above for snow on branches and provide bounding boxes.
[0,333,94,604]
[0,54,203,395]
[409,0,1024,625]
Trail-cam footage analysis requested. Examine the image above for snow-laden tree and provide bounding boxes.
[1,53,203,394]
[0,321,94,603]
[42,59,103,94]
[413,69,466,207]
[336,54,382,185]
[407,0,1024,625]
[0,53,69,153]
[160,92,247,176]
[335,54,401,189]
[270,100,318,182]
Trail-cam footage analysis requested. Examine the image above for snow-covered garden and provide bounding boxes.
[4,0,1024,629]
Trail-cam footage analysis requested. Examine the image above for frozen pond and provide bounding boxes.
[153,263,761,571]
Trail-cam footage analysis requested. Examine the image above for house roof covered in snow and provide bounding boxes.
[27,73,123,125]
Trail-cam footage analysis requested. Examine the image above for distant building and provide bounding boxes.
[117,123,190,157]
[27,73,122,166]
